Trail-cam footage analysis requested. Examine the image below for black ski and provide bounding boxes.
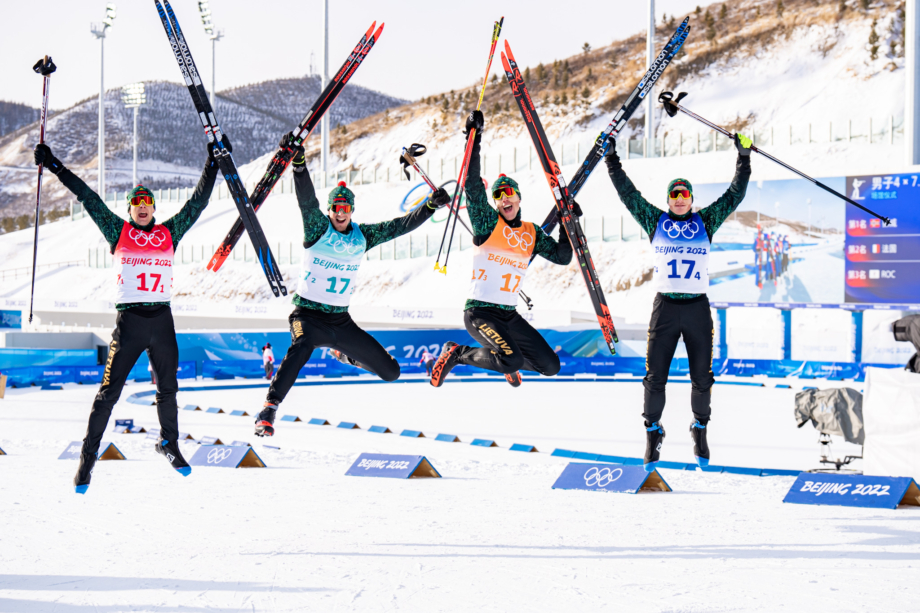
[502,41,619,353]
[208,21,384,271]
[539,17,690,236]
[155,0,286,296]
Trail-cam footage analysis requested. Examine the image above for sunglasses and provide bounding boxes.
[492,186,517,200]
[669,189,691,200]
[130,195,154,207]
[330,203,353,214]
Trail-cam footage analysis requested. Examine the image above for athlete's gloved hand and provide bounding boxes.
[208,134,233,161]
[281,131,307,170]
[427,188,451,209]
[33,143,64,175]
[604,135,621,171]
[734,133,752,157]
[569,199,584,217]
[464,110,484,136]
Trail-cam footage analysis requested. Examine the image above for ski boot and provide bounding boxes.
[331,349,357,367]
[504,371,522,388]
[155,438,191,476]
[254,402,278,437]
[644,421,666,472]
[74,451,96,494]
[690,419,710,467]
[430,342,461,387]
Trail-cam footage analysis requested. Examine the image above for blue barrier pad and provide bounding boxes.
[471,439,497,447]
[552,462,672,494]
[345,453,441,479]
[723,466,763,476]
[229,410,249,417]
[206,407,225,414]
[783,474,920,509]
[435,434,460,442]
[188,445,266,468]
[368,426,392,433]
[596,454,642,466]
[179,433,194,441]
[308,418,330,425]
[510,444,538,453]
[573,452,599,461]
[128,392,156,406]
[58,441,84,460]
[761,468,802,477]
[280,415,302,422]
[198,436,223,446]
[657,461,696,470]
[114,419,134,430]
[231,440,251,447]
[337,422,360,429]
[551,449,576,458]
[182,404,200,411]
[58,441,124,461]
[145,428,161,439]
[41,383,63,390]
[400,430,424,438]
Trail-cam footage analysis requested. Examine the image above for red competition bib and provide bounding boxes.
[113,221,174,303]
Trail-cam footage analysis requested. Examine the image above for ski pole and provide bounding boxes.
[400,144,474,236]
[659,91,891,225]
[29,55,57,325]
[433,16,503,275]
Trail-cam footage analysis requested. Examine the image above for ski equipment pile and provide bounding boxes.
[207,21,384,272]
[154,0,286,296]
[501,41,619,354]
[539,17,690,238]
[29,55,57,324]
[433,17,503,275]
[659,90,891,225]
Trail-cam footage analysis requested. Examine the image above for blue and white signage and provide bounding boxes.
[58,441,125,461]
[345,453,441,479]
[188,444,266,468]
[551,462,672,494]
[783,473,920,509]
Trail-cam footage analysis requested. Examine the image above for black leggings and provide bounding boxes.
[455,307,560,376]
[267,308,400,405]
[643,294,714,424]
[83,306,179,455]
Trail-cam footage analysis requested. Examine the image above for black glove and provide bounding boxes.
[603,135,621,170]
[427,187,451,209]
[734,133,752,157]
[208,134,232,161]
[280,132,307,170]
[464,110,484,136]
[569,199,584,217]
[33,143,63,175]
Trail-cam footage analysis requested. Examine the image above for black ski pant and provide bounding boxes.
[455,307,560,376]
[83,306,179,456]
[643,294,714,425]
[267,307,400,405]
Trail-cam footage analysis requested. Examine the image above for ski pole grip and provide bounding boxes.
[658,91,687,118]
[33,55,57,76]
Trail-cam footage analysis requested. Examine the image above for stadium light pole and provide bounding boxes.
[645,0,655,158]
[321,0,329,185]
[198,1,223,107]
[121,83,147,187]
[90,3,117,198]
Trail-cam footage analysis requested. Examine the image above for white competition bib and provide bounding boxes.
[467,217,536,306]
[651,212,710,293]
[114,221,174,303]
[295,222,366,307]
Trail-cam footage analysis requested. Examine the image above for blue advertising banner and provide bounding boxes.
[58,441,124,461]
[783,473,920,509]
[188,445,266,468]
[344,453,441,479]
[845,172,920,304]
[0,310,21,329]
[551,462,672,494]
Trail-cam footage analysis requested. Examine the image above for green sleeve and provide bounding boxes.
[698,156,752,241]
[463,135,497,238]
[532,225,573,265]
[605,156,663,238]
[360,203,436,250]
[56,168,123,251]
[293,166,330,246]
[162,159,220,247]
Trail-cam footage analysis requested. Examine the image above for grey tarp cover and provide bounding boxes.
[794,388,865,445]
[892,315,920,373]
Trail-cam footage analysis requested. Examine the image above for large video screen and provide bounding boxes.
[844,173,920,304]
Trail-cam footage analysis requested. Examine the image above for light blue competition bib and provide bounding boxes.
[295,222,366,307]
[650,212,710,293]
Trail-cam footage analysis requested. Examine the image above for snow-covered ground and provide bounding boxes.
[2,376,917,612]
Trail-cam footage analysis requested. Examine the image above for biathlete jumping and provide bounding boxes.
[33,137,226,492]
[604,132,752,470]
[254,133,450,437]
[430,111,577,388]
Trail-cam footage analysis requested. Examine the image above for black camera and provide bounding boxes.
[892,314,920,373]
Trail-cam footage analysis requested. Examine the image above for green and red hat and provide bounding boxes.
[127,184,155,209]
[490,174,521,199]
[667,178,693,198]
[327,181,355,209]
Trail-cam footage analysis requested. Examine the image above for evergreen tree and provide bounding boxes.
[705,10,716,43]
[581,86,591,100]
[524,66,531,82]
[777,0,784,18]
[582,42,591,55]
[838,0,846,14]
[859,0,869,9]
[537,63,546,82]
[561,91,568,105]
[720,4,727,20]
[869,18,879,60]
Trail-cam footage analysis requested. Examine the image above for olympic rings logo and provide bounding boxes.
[129,228,167,248]
[503,226,534,252]
[584,466,623,487]
[662,219,699,240]
[207,447,233,464]
[325,234,363,255]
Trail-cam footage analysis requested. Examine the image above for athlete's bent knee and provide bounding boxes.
[540,355,561,377]
[378,359,400,382]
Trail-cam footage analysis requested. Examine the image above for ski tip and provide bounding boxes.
[503,39,512,54]
[374,23,385,39]
[74,484,89,495]
[500,52,510,72]
[682,16,690,25]
[176,466,192,477]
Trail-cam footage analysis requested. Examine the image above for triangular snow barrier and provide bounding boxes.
[369,426,392,433]
[206,407,225,414]
[229,410,250,417]
[435,434,460,442]
[552,463,672,494]
[783,474,920,509]
[0,446,6,455]
[198,436,223,445]
[183,404,201,411]
[280,415,302,422]
[188,444,266,468]
[97,442,126,461]
[337,421,360,429]
[308,418,330,425]
[510,444,538,453]
[400,430,425,438]
[471,439,498,447]
[345,453,441,479]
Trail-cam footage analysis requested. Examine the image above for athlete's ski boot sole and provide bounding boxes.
[504,371,522,387]
[254,403,278,437]
[155,438,192,476]
[644,421,666,472]
[430,342,461,387]
[690,419,710,467]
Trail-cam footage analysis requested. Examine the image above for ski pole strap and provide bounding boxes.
[33,56,57,76]
[400,144,428,181]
